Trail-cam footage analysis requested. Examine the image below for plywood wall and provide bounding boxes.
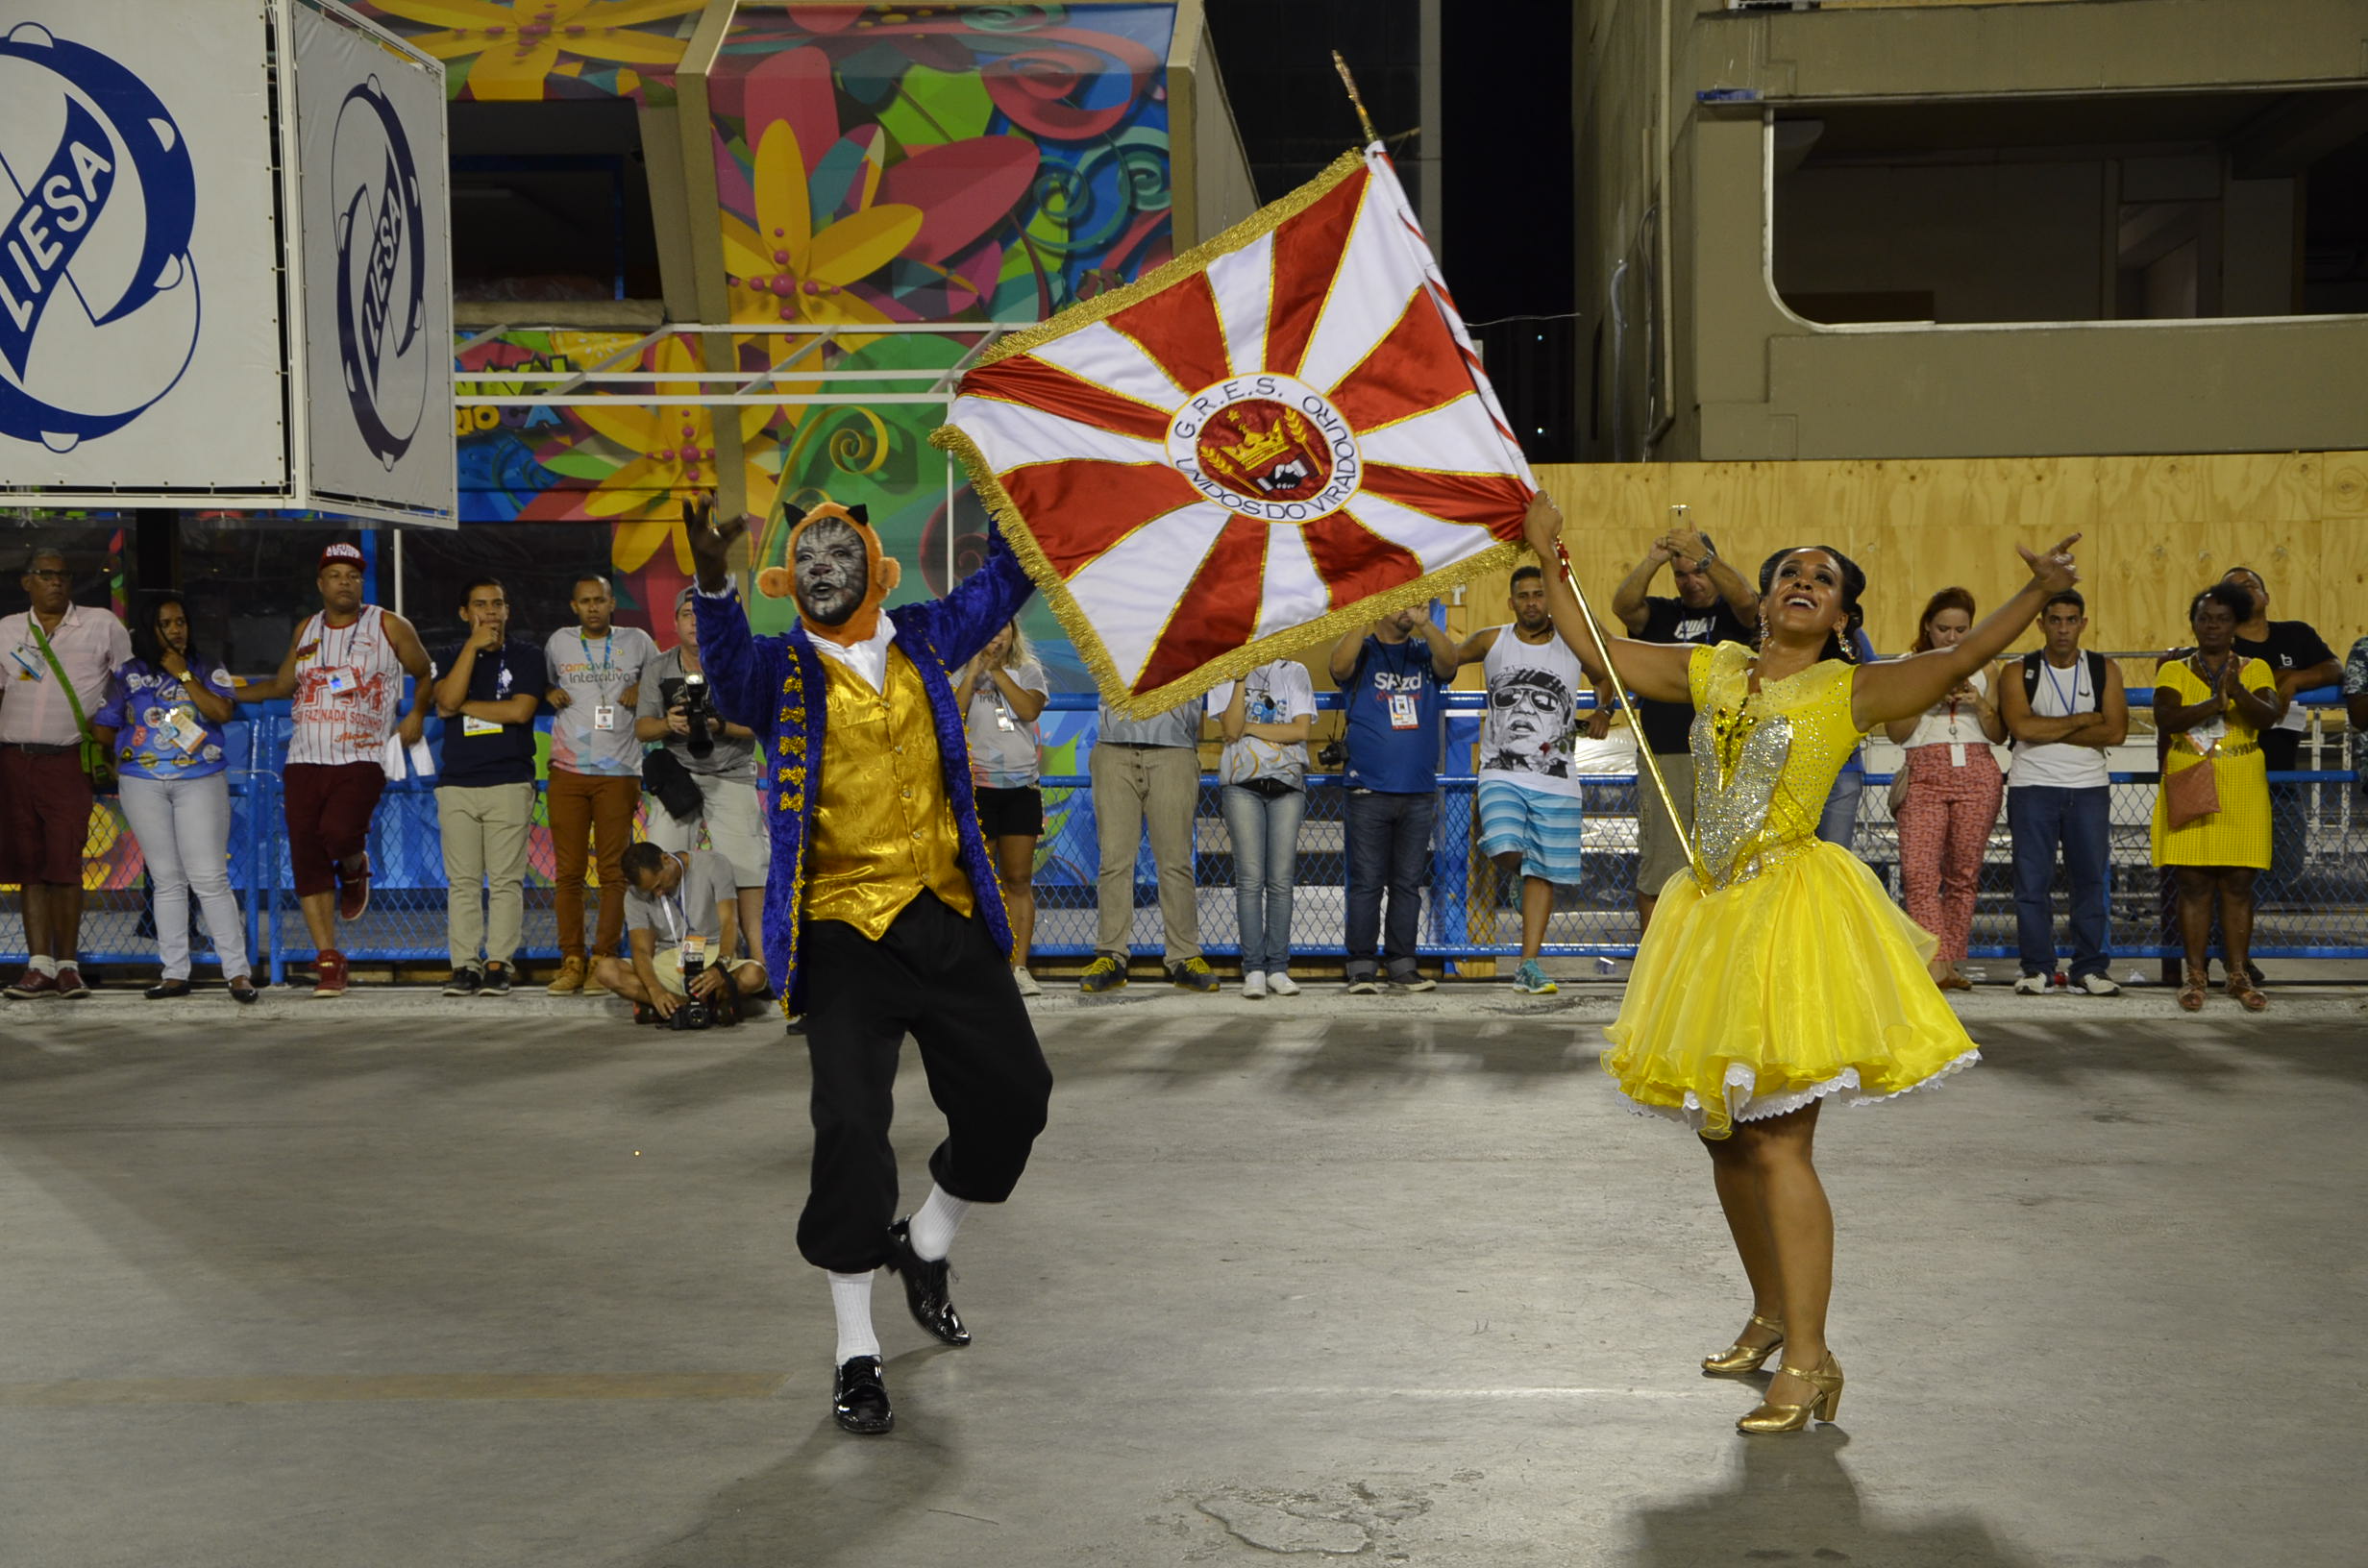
[1430,453,2368,686]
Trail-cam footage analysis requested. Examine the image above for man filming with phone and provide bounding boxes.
[636,585,769,952]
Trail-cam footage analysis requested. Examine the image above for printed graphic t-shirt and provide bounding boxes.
[545,625,658,776]
[1634,596,1750,755]
[95,658,235,781]
[1343,636,1443,795]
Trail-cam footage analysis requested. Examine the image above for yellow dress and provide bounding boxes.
[2150,657,2273,870]
[1604,643,1980,1139]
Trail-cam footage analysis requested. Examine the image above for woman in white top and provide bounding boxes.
[1206,658,1317,998]
[957,622,1049,995]
[1883,588,2007,990]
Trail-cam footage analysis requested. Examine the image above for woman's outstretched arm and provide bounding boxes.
[1853,537,2081,730]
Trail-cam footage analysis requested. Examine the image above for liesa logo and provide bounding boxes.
[0,24,199,453]
[332,77,426,470]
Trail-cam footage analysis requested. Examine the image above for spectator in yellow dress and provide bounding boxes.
[2152,582,2281,1014]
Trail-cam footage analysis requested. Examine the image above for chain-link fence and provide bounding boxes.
[6,693,2359,980]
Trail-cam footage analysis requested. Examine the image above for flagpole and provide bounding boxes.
[1547,537,1711,888]
[1331,51,1381,145]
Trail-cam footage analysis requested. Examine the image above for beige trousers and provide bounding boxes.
[1091,743,1201,961]
[437,781,535,968]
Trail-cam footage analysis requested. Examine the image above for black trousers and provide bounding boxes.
[796,892,1053,1273]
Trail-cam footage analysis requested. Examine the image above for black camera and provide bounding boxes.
[1318,739,1347,772]
[670,946,712,1030]
[678,673,717,760]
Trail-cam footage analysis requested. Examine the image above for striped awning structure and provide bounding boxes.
[933,143,1536,718]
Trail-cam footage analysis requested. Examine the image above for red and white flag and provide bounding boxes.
[934,144,1536,718]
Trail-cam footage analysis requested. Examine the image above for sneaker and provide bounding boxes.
[481,964,513,996]
[443,967,481,997]
[1513,959,1559,995]
[336,855,371,922]
[1011,966,1042,998]
[54,965,89,998]
[3,968,55,1000]
[1345,972,1382,995]
[2012,972,2051,995]
[1170,957,1221,993]
[1267,972,1300,997]
[547,957,587,995]
[2072,972,2122,997]
[1242,970,1268,1000]
[582,964,611,996]
[1391,970,1438,993]
[313,950,349,998]
[1078,954,1128,994]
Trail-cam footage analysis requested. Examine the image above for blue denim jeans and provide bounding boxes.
[1345,788,1435,980]
[2008,784,2112,979]
[1219,782,1305,974]
[1816,769,1863,850]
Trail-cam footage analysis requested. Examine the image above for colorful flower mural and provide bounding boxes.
[359,0,704,100]
[440,5,1180,678]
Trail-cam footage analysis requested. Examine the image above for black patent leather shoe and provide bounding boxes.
[144,979,192,1000]
[831,1355,894,1435]
[884,1218,971,1347]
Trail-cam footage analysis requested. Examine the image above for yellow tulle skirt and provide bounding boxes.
[1604,841,1980,1139]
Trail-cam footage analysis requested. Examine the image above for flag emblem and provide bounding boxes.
[935,146,1535,718]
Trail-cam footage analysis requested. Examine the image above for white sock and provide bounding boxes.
[29,954,56,976]
[828,1271,880,1363]
[906,1184,972,1262]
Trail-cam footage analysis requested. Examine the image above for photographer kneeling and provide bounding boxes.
[637,585,771,944]
[596,842,769,1027]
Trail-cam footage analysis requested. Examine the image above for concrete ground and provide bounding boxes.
[1,981,2361,1567]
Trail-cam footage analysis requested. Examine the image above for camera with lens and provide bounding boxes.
[678,673,717,760]
[670,944,713,1030]
[1317,739,1347,772]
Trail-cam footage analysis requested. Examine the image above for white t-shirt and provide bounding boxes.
[1206,660,1316,786]
[2009,654,2109,791]
[1478,625,1587,797]
[1901,668,1993,751]
[967,653,1048,789]
[544,625,658,776]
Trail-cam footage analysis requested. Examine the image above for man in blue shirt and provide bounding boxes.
[1328,604,1457,992]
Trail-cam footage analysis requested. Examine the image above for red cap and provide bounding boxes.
[319,542,365,574]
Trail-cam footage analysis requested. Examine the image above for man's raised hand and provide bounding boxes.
[683,495,750,591]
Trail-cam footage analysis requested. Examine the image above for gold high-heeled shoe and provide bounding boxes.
[1736,1355,1843,1433]
[1701,1312,1785,1376]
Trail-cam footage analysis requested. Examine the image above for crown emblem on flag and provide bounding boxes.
[935,143,1537,718]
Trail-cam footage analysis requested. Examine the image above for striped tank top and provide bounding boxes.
[287,605,407,768]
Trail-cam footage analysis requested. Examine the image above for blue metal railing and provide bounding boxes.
[6,686,2358,977]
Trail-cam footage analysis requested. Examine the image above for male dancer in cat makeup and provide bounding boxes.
[683,497,1051,1436]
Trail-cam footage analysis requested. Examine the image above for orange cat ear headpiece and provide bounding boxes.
[761,501,900,646]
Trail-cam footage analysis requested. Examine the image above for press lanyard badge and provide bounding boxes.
[463,714,503,737]
[992,692,1016,732]
[1388,693,1418,730]
[12,648,46,681]
[593,704,618,732]
[162,706,206,753]
[324,667,358,696]
[681,932,706,966]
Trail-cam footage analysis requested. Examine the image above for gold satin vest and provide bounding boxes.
[802,644,975,939]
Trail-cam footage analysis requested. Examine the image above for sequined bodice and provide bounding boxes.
[1685,643,1864,890]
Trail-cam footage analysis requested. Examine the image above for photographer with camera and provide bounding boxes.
[594,842,767,1026]
[636,585,770,952]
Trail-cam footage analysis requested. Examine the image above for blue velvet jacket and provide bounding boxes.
[692,530,1034,1009]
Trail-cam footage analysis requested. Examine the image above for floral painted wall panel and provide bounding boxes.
[440,6,1179,694]
[356,0,703,101]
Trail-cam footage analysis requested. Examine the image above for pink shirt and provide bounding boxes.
[1,604,133,747]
